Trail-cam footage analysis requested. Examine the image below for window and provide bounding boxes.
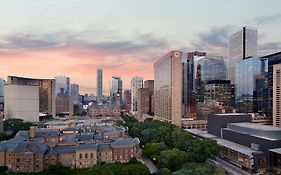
[16,159,20,163]
[85,153,88,159]
[79,153,82,159]
[91,153,94,158]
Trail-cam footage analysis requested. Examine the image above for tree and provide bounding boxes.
[4,118,32,137]
[0,133,10,142]
[171,127,192,151]
[143,142,159,160]
[141,128,157,144]
[160,168,172,175]
[157,148,189,172]
[115,120,125,127]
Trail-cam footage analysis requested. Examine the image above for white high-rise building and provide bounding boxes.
[96,69,103,103]
[131,76,143,112]
[228,26,258,83]
[4,76,39,122]
[154,51,182,127]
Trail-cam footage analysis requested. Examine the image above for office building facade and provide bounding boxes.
[204,80,235,108]
[228,26,258,83]
[261,52,281,118]
[4,76,39,122]
[154,51,182,126]
[71,84,79,104]
[195,57,227,102]
[273,64,281,126]
[96,69,103,103]
[235,56,266,113]
[39,79,56,118]
[130,76,143,112]
[110,76,122,106]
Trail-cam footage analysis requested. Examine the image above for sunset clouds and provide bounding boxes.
[1,0,281,94]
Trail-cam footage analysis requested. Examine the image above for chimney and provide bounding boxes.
[30,126,36,138]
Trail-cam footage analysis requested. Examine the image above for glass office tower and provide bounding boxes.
[195,57,227,102]
[228,27,258,83]
[235,56,267,113]
[110,76,122,106]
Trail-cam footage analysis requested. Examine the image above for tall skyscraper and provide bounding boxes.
[131,76,143,112]
[273,64,281,127]
[228,26,258,83]
[96,69,103,103]
[183,51,206,107]
[195,57,227,102]
[235,56,266,113]
[110,76,122,106]
[261,52,281,118]
[55,76,70,96]
[154,51,182,127]
[4,76,39,122]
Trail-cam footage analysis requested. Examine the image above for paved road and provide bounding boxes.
[139,155,159,174]
[207,157,252,175]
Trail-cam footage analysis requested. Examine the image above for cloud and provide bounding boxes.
[255,14,281,25]
[187,25,235,57]
[259,42,281,56]
[0,29,169,57]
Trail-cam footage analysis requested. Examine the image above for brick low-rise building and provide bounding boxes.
[0,120,140,173]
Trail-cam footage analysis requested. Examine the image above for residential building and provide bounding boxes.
[0,119,140,173]
[137,80,154,120]
[228,26,258,83]
[4,76,39,122]
[76,143,98,169]
[111,137,140,163]
[55,76,70,96]
[154,51,182,126]
[97,143,112,163]
[273,64,281,127]
[11,142,48,173]
[130,76,143,113]
[235,56,267,113]
[96,69,103,103]
[39,79,56,118]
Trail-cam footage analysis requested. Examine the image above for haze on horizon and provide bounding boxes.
[1,0,281,94]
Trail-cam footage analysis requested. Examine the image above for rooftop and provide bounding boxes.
[111,137,139,147]
[215,138,263,157]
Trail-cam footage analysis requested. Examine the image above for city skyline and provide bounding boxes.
[1,0,281,94]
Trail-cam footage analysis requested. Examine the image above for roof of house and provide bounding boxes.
[77,143,98,151]
[98,143,112,152]
[14,142,48,154]
[111,137,139,148]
